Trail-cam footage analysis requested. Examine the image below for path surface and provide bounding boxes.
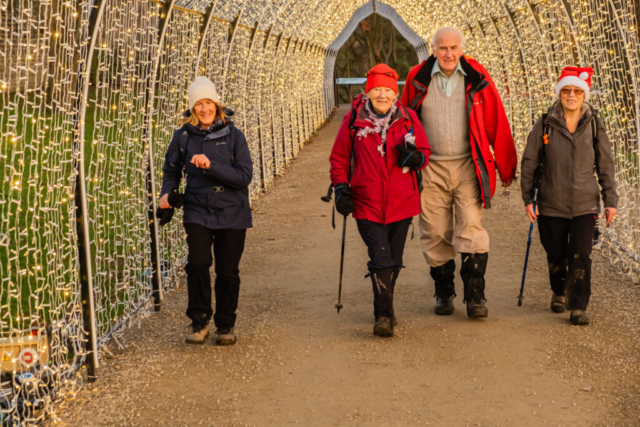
[57,106,640,426]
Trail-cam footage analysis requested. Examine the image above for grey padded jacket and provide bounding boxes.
[520,101,618,218]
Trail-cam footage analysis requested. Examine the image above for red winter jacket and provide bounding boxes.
[330,95,431,224]
[401,55,517,208]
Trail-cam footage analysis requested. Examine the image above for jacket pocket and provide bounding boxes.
[207,189,242,211]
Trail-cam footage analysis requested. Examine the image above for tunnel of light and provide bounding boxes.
[0,0,638,422]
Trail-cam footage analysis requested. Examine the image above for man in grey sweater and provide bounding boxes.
[402,27,518,318]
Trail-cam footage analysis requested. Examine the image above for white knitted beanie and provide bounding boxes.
[188,76,220,109]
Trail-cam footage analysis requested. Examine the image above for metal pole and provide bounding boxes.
[72,0,109,381]
[221,6,246,104]
[144,0,178,312]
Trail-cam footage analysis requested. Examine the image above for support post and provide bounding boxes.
[71,0,108,382]
[145,0,178,312]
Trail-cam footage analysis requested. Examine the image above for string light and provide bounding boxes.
[0,0,638,424]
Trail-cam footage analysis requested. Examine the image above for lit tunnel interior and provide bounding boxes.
[0,0,639,420]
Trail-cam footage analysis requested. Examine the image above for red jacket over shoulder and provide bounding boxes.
[401,55,517,208]
[330,95,431,224]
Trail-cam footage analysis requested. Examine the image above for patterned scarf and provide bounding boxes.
[357,95,398,156]
[200,118,224,133]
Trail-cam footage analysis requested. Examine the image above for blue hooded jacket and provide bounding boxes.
[160,108,253,230]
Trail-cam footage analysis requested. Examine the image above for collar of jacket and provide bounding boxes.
[351,94,410,129]
[182,107,236,136]
[412,55,486,96]
[546,100,596,139]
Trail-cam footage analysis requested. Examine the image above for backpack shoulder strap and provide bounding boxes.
[178,128,190,168]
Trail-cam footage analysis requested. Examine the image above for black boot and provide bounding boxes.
[390,268,400,326]
[460,253,489,318]
[429,259,456,315]
[370,268,394,337]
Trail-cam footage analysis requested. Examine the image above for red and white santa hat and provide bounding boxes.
[555,66,594,98]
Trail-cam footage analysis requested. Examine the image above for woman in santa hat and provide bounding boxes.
[520,67,618,325]
[329,64,431,337]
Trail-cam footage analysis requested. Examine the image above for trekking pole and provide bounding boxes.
[518,183,540,307]
[336,215,347,313]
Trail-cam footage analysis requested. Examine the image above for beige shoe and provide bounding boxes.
[185,325,209,345]
[213,328,237,346]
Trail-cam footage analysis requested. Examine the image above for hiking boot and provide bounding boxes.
[550,293,567,313]
[392,315,398,327]
[370,268,395,324]
[435,295,455,315]
[466,299,488,318]
[570,310,589,325]
[373,317,394,337]
[185,324,209,345]
[213,328,237,346]
[430,260,456,311]
[461,253,489,318]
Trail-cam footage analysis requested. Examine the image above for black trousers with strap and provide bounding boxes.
[537,214,596,311]
[184,223,246,330]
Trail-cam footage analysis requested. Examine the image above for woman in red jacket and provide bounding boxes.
[330,64,430,337]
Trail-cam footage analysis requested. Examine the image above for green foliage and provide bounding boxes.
[335,14,419,103]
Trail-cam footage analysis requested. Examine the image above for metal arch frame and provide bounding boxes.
[280,0,325,156]
[144,0,179,315]
[243,3,274,192]
[523,0,556,88]
[482,15,515,130]
[271,31,289,169]
[559,0,584,66]
[608,0,640,175]
[220,4,247,103]
[72,0,108,381]
[193,0,219,74]
[501,2,534,124]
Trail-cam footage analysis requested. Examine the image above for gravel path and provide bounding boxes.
[55,106,640,426]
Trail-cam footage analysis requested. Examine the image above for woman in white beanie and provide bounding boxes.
[520,67,618,325]
[158,76,253,345]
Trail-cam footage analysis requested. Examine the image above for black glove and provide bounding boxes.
[334,183,355,216]
[156,207,174,226]
[167,188,184,208]
[396,144,425,169]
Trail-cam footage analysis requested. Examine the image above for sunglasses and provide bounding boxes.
[560,88,585,95]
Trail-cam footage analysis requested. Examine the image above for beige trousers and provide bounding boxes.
[419,156,490,267]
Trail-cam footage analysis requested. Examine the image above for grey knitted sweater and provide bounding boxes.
[420,78,471,161]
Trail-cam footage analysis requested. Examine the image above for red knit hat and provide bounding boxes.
[366,64,399,93]
[555,66,593,98]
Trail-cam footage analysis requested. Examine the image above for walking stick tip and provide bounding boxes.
[517,296,523,307]
[335,303,343,313]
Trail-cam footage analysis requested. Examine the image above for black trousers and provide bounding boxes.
[537,214,596,311]
[356,218,412,271]
[184,223,246,329]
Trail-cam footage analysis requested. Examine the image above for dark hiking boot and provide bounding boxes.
[185,324,209,345]
[570,310,589,325]
[370,268,395,324]
[430,260,456,314]
[373,317,394,337]
[466,299,488,318]
[461,253,489,318]
[435,296,455,315]
[550,293,567,313]
[392,315,398,327]
[213,328,237,346]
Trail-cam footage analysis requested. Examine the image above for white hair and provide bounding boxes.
[430,27,466,51]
